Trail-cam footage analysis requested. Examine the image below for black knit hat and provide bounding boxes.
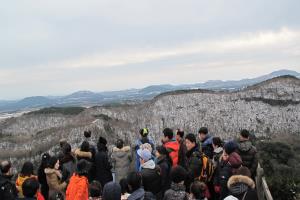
[224,140,237,154]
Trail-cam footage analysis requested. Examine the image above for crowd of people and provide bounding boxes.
[0,127,258,200]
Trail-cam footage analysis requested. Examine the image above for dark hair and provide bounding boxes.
[190,181,206,199]
[212,137,222,147]
[49,191,64,200]
[156,145,168,156]
[59,139,67,148]
[119,178,129,195]
[139,128,149,137]
[89,180,102,197]
[0,160,11,174]
[236,166,251,177]
[176,129,184,138]
[198,127,208,135]
[116,139,124,149]
[22,177,40,198]
[84,130,92,138]
[185,133,196,144]
[62,143,71,154]
[81,141,90,152]
[170,166,187,183]
[48,156,58,169]
[240,129,250,138]
[163,128,174,140]
[20,161,34,177]
[102,181,121,200]
[127,172,142,192]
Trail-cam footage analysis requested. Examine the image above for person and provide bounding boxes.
[198,127,213,159]
[236,129,258,178]
[60,143,76,182]
[20,177,40,200]
[111,139,132,183]
[89,180,102,200]
[93,137,113,187]
[176,129,188,169]
[138,148,161,196]
[0,160,18,200]
[155,145,172,198]
[75,141,94,163]
[66,160,90,200]
[163,166,189,200]
[38,153,50,200]
[102,181,122,200]
[189,181,208,200]
[44,156,67,198]
[212,137,223,168]
[214,141,242,200]
[84,130,97,147]
[162,128,180,167]
[135,128,155,171]
[184,133,202,188]
[119,178,130,200]
[16,161,37,198]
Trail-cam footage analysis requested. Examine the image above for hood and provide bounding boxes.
[128,188,145,200]
[228,152,242,168]
[141,159,156,169]
[227,175,255,190]
[214,147,223,154]
[113,146,130,158]
[238,140,253,152]
[75,149,92,158]
[202,135,213,145]
[70,174,88,185]
[164,141,180,152]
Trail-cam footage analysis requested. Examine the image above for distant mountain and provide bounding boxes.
[0,69,299,113]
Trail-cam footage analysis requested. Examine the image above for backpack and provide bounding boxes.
[199,154,215,183]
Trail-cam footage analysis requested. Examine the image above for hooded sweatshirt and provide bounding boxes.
[111,146,132,182]
[66,174,89,200]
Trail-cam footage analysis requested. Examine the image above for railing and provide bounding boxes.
[256,163,273,200]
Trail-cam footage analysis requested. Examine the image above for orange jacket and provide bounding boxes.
[164,141,180,166]
[66,174,89,200]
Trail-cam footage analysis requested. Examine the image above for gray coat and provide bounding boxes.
[111,146,132,183]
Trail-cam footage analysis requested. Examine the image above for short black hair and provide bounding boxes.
[21,161,34,177]
[119,178,129,194]
[84,130,92,138]
[176,129,184,138]
[81,141,90,152]
[48,156,58,169]
[89,180,102,197]
[0,160,11,174]
[240,129,250,138]
[116,139,124,149]
[190,181,206,199]
[22,177,40,198]
[62,143,71,154]
[163,128,174,140]
[212,137,222,147]
[170,166,187,183]
[198,127,208,135]
[185,133,196,144]
[127,172,142,191]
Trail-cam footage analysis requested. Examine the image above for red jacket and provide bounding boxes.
[66,174,89,200]
[164,141,180,166]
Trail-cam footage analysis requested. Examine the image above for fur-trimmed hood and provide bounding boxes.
[113,146,130,153]
[227,175,255,195]
[75,149,92,158]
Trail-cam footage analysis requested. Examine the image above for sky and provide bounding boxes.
[1,0,300,100]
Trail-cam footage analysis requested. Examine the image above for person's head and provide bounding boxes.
[59,138,67,148]
[81,141,90,152]
[22,177,40,198]
[170,166,187,184]
[40,153,50,169]
[76,159,91,177]
[127,172,142,192]
[212,137,222,149]
[155,145,168,158]
[49,191,64,200]
[198,127,208,142]
[176,128,185,141]
[102,181,121,200]
[190,181,206,200]
[116,139,124,149]
[137,149,152,165]
[119,178,129,195]
[62,143,72,154]
[224,140,237,155]
[139,128,149,138]
[20,161,34,177]
[236,166,252,178]
[48,156,59,170]
[185,133,197,151]
[89,180,102,198]
[84,130,92,138]
[97,136,108,152]
[140,143,153,153]
[0,160,12,175]
[162,128,174,143]
[240,129,250,141]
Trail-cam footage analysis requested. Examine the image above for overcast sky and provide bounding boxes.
[1,0,300,100]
